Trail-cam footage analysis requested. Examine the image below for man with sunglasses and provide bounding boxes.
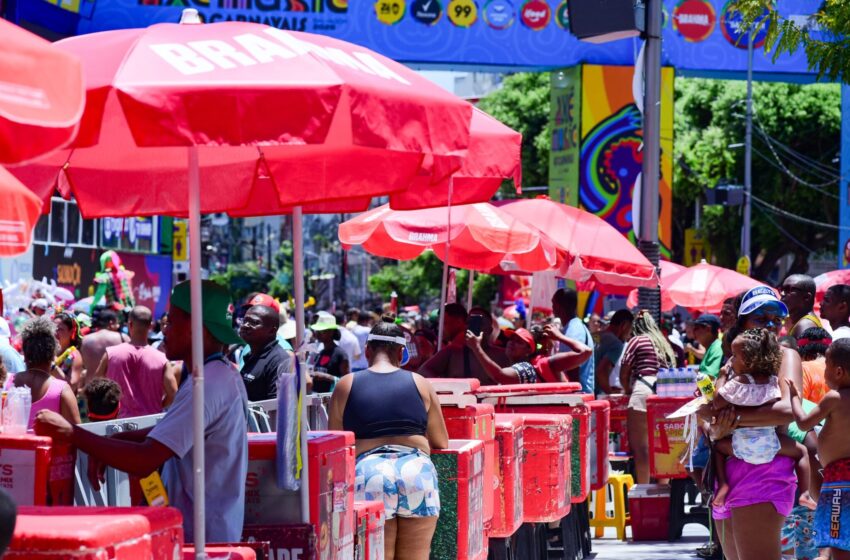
[781,274,823,338]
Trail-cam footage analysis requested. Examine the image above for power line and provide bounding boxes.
[752,126,840,187]
[750,146,840,199]
[753,204,815,254]
[750,193,850,230]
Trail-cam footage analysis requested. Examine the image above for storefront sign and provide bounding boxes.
[548,66,581,206]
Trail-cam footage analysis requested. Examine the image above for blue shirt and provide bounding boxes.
[0,343,24,375]
[148,357,248,543]
[562,317,595,394]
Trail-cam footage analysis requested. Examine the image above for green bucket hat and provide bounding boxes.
[170,280,244,346]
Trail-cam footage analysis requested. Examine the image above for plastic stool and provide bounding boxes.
[590,473,634,540]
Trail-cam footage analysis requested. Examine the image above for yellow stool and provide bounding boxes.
[590,473,634,540]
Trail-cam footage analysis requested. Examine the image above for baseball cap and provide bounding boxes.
[511,328,536,353]
[312,311,338,332]
[170,280,244,346]
[692,314,721,329]
[278,320,297,341]
[738,286,789,318]
[247,293,280,312]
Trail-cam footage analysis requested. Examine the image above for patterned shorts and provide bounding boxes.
[813,458,850,551]
[355,445,441,519]
[781,505,818,560]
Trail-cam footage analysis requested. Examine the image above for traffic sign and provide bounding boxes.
[736,255,751,276]
[173,221,187,261]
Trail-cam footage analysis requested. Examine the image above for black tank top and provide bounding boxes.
[342,369,428,439]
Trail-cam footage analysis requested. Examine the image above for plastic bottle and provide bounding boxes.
[657,368,668,397]
[3,388,31,434]
[696,373,716,402]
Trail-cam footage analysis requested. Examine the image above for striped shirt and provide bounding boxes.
[622,335,661,381]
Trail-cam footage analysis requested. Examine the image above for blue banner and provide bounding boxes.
[10,0,824,76]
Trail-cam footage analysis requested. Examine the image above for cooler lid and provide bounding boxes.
[474,382,582,398]
[494,414,524,430]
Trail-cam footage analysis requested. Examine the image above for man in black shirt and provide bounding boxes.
[238,304,292,402]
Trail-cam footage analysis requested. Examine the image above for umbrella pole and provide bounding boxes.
[466,270,474,310]
[187,146,206,559]
[436,183,454,351]
[292,206,310,524]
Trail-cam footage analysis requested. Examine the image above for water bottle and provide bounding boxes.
[3,388,31,434]
[656,368,668,397]
[678,367,688,397]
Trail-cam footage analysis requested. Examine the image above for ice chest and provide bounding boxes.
[478,385,592,503]
[0,434,75,506]
[6,506,183,559]
[184,546,257,559]
[245,431,355,559]
[499,413,572,523]
[588,400,611,491]
[430,439,487,560]
[628,484,671,541]
[441,403,496,529]
[646,396,692,479]
[431,378,481,407]
[490,414,524,538]
[603,394,631,454]
[243,524,316,560]
[354,500,384,560]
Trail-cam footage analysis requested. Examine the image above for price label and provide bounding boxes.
[375,0,406,24]
[448,0,478,27]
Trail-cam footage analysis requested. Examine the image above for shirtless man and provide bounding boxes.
[80,309,128,388]
[788,338,850,559]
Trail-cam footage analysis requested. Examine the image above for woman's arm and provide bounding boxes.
[619,338,636,394]
[327,375,352,431]
[423,380,449,450]
[70,354,84,393]
[543,325,592,374]
[59,384,81,425]
[465,331,519,384]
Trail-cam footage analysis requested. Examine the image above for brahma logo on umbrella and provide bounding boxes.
[672,0,715,42]
[520,0,550,30]
[0,220,27,250]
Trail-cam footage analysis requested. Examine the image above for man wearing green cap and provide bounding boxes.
[35,280,249,543]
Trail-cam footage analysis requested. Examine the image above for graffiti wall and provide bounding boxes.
[579,65,674,257]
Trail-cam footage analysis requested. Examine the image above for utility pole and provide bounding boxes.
[637,0,663,322]
[742,31,754,274]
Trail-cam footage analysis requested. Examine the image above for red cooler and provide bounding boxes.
[604,394,631,454]
[441,403,496,529]
[499,413,572,523]
[184,546,257,559]
[354,500,385,560]
[0,434,75,506]
[430,439,487,560]
[588,400,611,491]
[646,396,692,479]
[490,414,523,538]
[6,506,183,559]
[477,385,592,503]
[243,524,316,560]
[628,484,671,541]
[245,431,355,559]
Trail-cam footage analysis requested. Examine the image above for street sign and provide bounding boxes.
[173,221,187,262]
[736,255,751,276]
[683,228,711,267]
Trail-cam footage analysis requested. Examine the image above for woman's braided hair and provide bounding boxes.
[632,310,676,367]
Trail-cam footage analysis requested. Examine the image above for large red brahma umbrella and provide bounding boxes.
[660,260,768,313]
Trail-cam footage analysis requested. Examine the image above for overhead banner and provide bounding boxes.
[117,252,173,317]
[10,0,824,75]
[579,64,674,257]
[548,67,581,206]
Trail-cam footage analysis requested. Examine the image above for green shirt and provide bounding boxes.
[699,338,723,378]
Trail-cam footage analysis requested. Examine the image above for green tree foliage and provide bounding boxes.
[478,72,551,187]
[735,0,850,82]
[210,240,295,302]
[674,78,840,278]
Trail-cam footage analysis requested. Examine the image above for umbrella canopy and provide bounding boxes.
[0,20,84,165]
[661,260,767,313]
[815,269,850,305]
[0,166,42,256]
[493,197,657,289]
[625,261,688,309]
[339,202,557,273]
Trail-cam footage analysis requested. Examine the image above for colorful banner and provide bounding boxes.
[579,64,674,257]
[8,0,825,76]
[548,67,581,206]
[32,246,100,300]
[116,252,173,318]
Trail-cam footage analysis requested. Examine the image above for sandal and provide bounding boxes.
[695,541,721,559]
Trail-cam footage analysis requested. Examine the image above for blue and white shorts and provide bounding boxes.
[355,445,441,519]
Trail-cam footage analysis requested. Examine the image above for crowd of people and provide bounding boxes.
[3,271,850,560]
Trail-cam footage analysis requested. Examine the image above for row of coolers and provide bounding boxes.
[655,365,699,398]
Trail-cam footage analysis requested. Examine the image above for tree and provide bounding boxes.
[478,72,551,188]
[674,78,840,280]
[736,0,850,82]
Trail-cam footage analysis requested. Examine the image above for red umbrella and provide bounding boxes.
[660,260,767,313]
[339,202,557,273]
[493,197,657,289]
[624,261,688,309]
[815,269,850,305]
[0,167,42,256]
[0,20,83,165]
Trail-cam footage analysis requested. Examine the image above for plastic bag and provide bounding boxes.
[276,358,302,490]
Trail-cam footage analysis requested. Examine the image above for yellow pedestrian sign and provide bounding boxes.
[736,256,751,276]
[683,229,712,267]
[173,221,187,261]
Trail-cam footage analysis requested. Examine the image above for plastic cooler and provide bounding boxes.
[244,431,355,559]
[0,434,75,506]
[440,403,496,529]
[6,506,183,559]
[646,396,692,479]
[499,413,571,523]
[603,394,631,454]
[431,378,481,407]
[243,524,315,560]
[430,439,487,560]
[490,414,524,538]
[477,384,592,503]
[628,484,671,541]
[354,500,385,560]
[587,400,611,491]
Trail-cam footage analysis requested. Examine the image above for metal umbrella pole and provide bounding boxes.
[292,205,310,524]
[436,182,454,351]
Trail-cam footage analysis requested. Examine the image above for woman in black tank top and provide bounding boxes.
[329,318,448,560]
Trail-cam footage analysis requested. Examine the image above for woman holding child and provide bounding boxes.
[698,286,803,560]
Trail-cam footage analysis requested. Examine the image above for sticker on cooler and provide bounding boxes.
[0,448,36,505]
